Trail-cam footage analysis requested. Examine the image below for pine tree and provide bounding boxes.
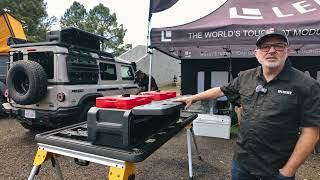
[0,0,57,41]
[60,2,131,56]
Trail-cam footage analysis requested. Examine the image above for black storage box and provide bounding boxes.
[87,100,183,149]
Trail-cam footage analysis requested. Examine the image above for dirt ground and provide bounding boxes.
[0,116,319,180]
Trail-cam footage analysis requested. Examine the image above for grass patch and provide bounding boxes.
[159,84,180,95]
[230,124,240,137]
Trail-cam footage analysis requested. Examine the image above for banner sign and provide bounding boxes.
[151,0,320,59]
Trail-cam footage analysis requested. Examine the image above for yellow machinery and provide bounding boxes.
[0,11,26,55]
[0,11,27,111]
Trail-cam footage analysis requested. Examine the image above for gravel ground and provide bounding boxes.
[0,117,319,180]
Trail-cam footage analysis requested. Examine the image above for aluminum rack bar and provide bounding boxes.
[37,143,125,168]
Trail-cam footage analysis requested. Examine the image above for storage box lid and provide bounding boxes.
[140,91,176,101]
[96,95,152,109]
[193,114,231,125]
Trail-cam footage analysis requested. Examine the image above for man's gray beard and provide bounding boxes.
[257,59,284,68]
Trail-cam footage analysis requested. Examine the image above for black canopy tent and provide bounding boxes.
[149,0,320,94]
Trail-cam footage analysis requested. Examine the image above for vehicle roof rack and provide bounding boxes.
[7,37,30,46]
[46,27,108,51]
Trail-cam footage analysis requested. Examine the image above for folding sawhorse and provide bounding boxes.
[28,143,136,180]
[27,113,199,180]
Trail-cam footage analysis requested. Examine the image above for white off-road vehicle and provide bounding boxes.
[3,28,138,130]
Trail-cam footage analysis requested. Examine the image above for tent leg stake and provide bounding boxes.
[109,162,136,180]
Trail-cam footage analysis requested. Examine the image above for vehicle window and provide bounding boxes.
[28,51,54,79]
[12,52,23,62]
[66,54,99,84]
[99,62,117,80]
[0,56,7,81]
[121,65,134,80]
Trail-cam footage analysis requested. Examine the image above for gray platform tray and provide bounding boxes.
[35,112,197,162]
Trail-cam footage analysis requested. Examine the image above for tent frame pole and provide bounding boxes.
[146,18,153,91]
[148,48,153,91]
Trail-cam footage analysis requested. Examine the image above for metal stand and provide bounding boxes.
[28,113,198,179]
[186,123,202,179]
[28,143,135,180]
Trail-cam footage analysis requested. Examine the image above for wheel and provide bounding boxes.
[6,60,47,105]
[79,101,95,123]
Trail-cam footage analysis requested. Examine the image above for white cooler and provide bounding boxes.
[193,114,231,139]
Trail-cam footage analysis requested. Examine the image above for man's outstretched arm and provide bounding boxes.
[176,87,225,108]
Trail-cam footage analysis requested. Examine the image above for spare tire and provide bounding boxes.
[6,60,47,105]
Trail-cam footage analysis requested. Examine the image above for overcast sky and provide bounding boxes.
[45,0,150,47]
[45,0,226,47]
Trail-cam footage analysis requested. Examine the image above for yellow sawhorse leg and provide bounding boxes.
[28,148,63,180]
[109,162,136,180]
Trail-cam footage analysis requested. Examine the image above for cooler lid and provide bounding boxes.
[194,114,231,125]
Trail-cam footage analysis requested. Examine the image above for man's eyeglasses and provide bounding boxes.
[258,43,288,52]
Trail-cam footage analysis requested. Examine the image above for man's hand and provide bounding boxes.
[280,127,319,177]
[174,87,225,109]
[174,96,194,109]
[279,168,294,177]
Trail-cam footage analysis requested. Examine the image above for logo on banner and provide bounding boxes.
[230,7,263,19]
[161,30,172,42]
[229,1,320,20]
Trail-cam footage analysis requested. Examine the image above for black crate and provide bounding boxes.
[87,101,183,149]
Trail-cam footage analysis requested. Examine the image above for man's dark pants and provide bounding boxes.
[231,160,295,180]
